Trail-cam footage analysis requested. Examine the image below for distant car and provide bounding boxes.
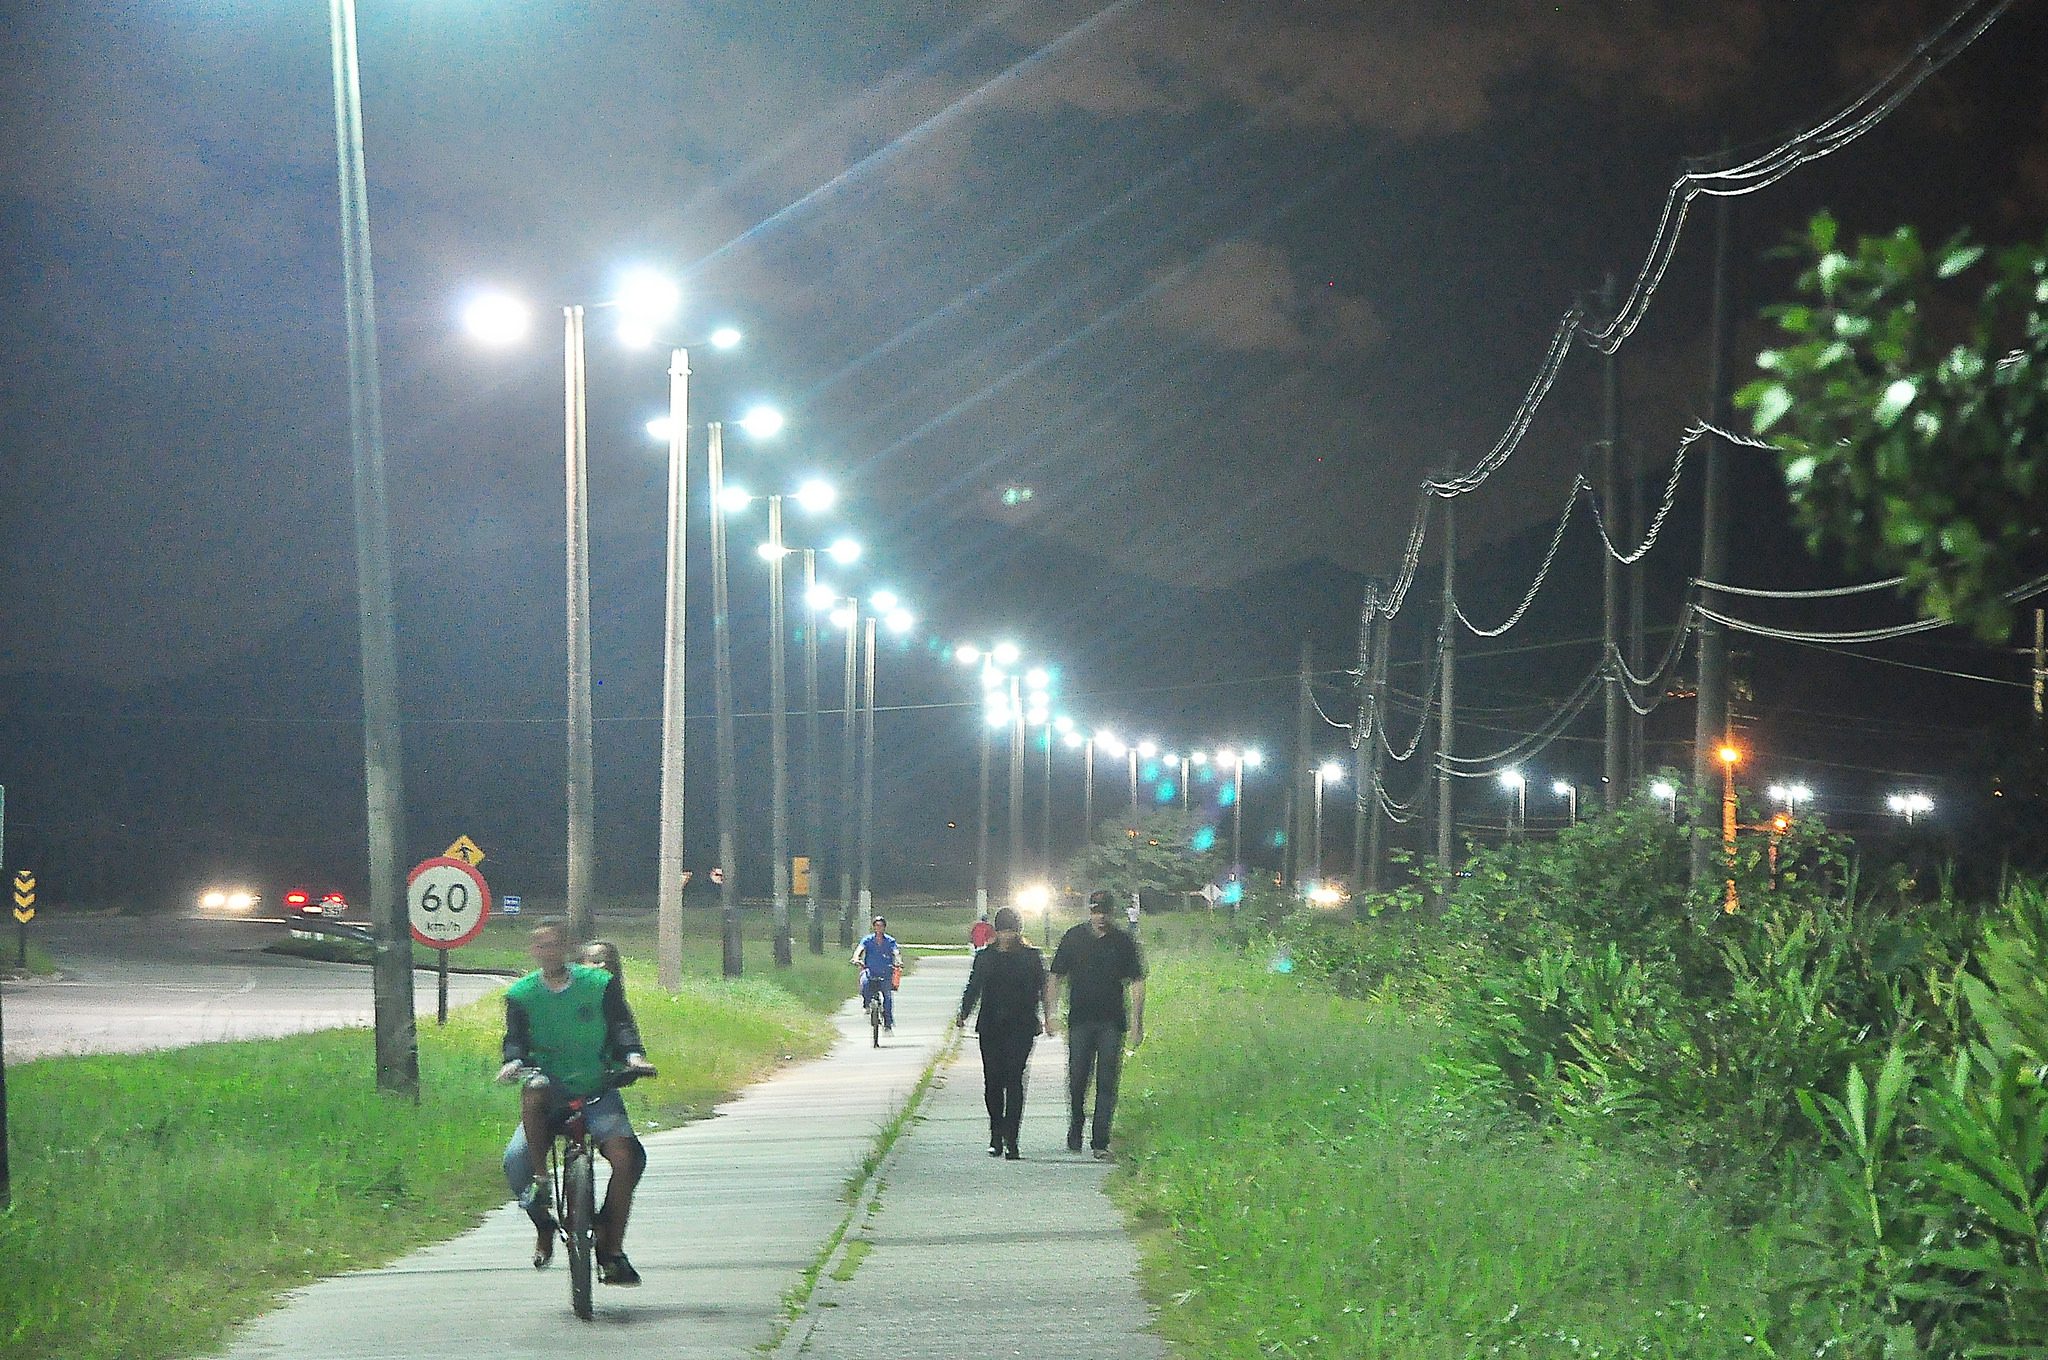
[198,887,262,916]
[282,887,349,918]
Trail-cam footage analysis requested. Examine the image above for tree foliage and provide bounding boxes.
[1736,212,2048,637]
[1062,807,1222,903]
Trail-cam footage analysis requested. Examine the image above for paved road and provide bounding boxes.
[213,952,1168,1359]
[0,914,502,1060]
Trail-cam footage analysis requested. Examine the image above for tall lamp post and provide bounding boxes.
[956,641,1022,915]
[706,406,786,976]
[1498,768,1527,842]
[1717,744,1741,913]
[326,0,414,1095]
[1129,739,1159,814]
[1312,759,1345,885]
[1551,778,1577,827]
[463,269,682,947]
[742,477,838,968]
[857,594,916,918]
[798,541,862,954]
[641,324,742,991]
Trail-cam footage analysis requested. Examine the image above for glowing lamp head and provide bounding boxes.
[1551,779,1572,798]
[718,486,754,513]
[955,644,981,666]
[1650,780,1677,801]
[869,590,899,613]
[1498,769,1524,791]
[462,291,531,346]
[1136,741,1158,760]
[804,583,837,611]
[738,405,785,439]
[1318,761,1346,784]
[827,537,861,564]
[991,641,1022,668]
[884,608,914,634]
[708,325,742,350]
[829,604,856,630]
[1243,749,1265,769]
[614,267,680,321]
[1717,745,1740,767]
[794,478,836,514]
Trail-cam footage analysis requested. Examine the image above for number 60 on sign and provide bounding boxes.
[407,856,492,949]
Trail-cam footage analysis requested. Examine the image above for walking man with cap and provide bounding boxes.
[957,905,1047,1159]
[1046,888,1146,1159]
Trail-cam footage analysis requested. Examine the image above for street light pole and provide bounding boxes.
[801,550,825,954]
[975,709,993,919]
[858,614,878,919]
[326,0,414,1096]
[708,422,743,977]
[1082,735,1096,853]
[654,347,689,992]
[1040,721,1053,882]
[563,306,596,944]
[837,597,861,948]
[767,495,793,967]
[1007,674,1025,905]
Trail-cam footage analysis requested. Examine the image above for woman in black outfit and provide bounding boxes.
[957,906,1048,1160]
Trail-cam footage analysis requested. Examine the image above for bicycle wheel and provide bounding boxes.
[565,1149,596,1320]
[869,993,882,1047]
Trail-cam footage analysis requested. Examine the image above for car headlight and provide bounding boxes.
[202,890,227,910]
[227,891,256,911]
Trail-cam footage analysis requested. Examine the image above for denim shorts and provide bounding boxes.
[535,1083,635,1144]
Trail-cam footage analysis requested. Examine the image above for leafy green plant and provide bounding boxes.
[1737,212,2048,638]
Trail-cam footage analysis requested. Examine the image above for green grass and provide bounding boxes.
[1,938,56,977]
[1112,948,1789,1358]
[0,928,845,1360]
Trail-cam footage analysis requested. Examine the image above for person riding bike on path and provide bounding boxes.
[497,921,656,1285]
[1046,889,1146,1159]
[851,914,902,1032]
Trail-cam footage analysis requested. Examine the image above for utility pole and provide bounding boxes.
[2033,609,2044,726]
[1006,677,1025,905]
[1349,585,1378,891]
[1435,493,1458,901]
[1289,641,1314,890]
[1692,168,1738,870]
[328,0,415,1095]
[1628,364,1648,788]
[767,497,792,968]
[1362,595,1391,898]
[1601,273,1625,810]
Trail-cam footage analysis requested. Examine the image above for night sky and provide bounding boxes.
[4,2,2047,888]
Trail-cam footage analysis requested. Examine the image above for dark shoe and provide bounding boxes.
[988,1141,1003,1157]
[1067,1136,1083,1152]
[1004,1146,1022,1161]
[1092,1147,1112,1161]
[529,1209,557,1269]
[598,1253,642,1286]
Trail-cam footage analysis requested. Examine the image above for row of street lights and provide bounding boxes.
[463,277,917,978]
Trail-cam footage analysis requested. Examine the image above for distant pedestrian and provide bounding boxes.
[1046,888,1146,1159]
[957,906,1047,1160]
[969,912,995,951]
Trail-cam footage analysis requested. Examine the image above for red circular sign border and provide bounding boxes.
[407,855,492,950]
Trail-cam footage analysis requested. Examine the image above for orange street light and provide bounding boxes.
[1718,742,1740,913]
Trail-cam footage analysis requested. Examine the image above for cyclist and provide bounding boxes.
[497,921,655,1285]
[850,914,902,1032]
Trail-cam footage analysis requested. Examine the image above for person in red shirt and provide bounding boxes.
[969,912,995,951]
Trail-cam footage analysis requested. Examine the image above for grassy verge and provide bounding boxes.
[1,938,56,977]
[0,931,843,1360]
[1112,948,1790,1358]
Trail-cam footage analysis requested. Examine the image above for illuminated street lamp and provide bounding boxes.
[1498,768,1527,840]
[957,641,1024,916]
[1766,782,1814,813]
[1717,744,1741,914]
[1312,759,1346,886]
[706,407,786,976]
[1649,779,1678,822]
[1886,790,1934,825]
[1550,778,1577,826]
[1130,739,1160,814]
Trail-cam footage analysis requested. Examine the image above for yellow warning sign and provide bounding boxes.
[791,856,811,896]
[13,869,35,924]
[444,835,486,867]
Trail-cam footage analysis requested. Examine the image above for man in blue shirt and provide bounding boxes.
[850,914,901,1031]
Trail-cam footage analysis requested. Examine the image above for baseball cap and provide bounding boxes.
[1086,889,1116,913]
[992,906,1022,932]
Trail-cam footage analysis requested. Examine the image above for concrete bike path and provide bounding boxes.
[775,998,1171,1359]
[212,955,967,1360]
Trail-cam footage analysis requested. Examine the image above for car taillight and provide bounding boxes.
[286,892,309,907]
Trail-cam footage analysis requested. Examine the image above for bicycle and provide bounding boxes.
[514,1065,655,1320]
[860,966,887,1046]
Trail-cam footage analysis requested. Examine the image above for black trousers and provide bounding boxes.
[979,1027,1036,1150]
[1065,1019,1125,1150]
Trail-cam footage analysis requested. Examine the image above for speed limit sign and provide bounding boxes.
[407,856,492,949]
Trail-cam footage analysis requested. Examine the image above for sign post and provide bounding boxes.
[13,869,34,969]
[0,783,9,1209]
[408,856,491,1026]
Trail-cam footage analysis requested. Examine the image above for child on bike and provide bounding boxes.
[498,922,655,1285]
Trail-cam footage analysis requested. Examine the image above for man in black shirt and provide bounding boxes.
[1046,888,1147,1159]
[957,905,1048,1160]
